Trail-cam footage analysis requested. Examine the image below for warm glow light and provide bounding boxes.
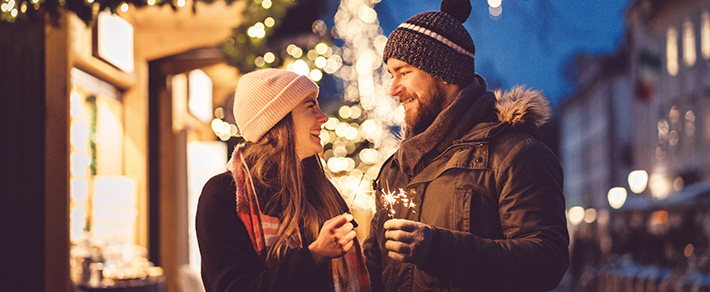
[359,6,377,23]
[673,176,684,191]
[120,3,129,12]
[339,106,351,119]
[628,170,648,194]
[667,27,679,76]
[261,0,271,9]
[488,0,502,8]
[71,178,89,203]
[70,91,82,118]
[359,148,378,164]
[70,152,91,177]
[254,56,265,67]
[583,208,597,224]
[683,20,696,67]
[315,42,329,55]
[650,172,672,199]
[147,0,155,5]
[70,124,89,151]
[567,206,585,225]
[263,52,275,63]
[350,106,362,119]
[292,60,309,76]
[10,7,17,16]
[264,17,275,27]
[684,244,695,258]
[315,56,327,68]
[291,47,303,58]
[607,187,627,209]
[309,69,323,81]
[324,117,338,130]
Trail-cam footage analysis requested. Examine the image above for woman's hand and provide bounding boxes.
[308,213,357,267]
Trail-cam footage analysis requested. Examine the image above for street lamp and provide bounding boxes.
[608,187,628,209]
[628,170,649,194]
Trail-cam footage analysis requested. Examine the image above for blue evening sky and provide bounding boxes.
[374,0,632,107]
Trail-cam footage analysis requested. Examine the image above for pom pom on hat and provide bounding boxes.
[232,69,318,142]
[383,0,475,86]
[440,0,471,23]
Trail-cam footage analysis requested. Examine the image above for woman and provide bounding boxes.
[196,69,369,292]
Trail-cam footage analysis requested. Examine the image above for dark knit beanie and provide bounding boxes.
[383,0,475,87]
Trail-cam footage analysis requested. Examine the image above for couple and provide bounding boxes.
[196,0,569,291]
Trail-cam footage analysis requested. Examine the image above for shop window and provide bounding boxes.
[683,20,696,67]
[667,27,679,76]
[702,11,709,60]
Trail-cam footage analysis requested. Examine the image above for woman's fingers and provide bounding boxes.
[323,213,353,231]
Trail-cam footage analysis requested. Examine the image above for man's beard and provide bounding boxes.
[403,89,445,136]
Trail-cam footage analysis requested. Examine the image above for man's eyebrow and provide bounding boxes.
[387,64,405,75]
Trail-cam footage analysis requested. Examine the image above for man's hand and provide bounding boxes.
[384,219,433,265]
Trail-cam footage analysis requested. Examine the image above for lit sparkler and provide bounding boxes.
[381,188,416,218]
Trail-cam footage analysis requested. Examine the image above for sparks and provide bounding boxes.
[381,188,416,218]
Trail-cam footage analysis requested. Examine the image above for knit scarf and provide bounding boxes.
[228,145,371,292]
[396,74,497,177]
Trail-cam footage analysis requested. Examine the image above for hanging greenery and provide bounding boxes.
[0,0,241,26]
[221,0,295,73]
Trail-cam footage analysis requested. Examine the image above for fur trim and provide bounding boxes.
[494,85,551,127]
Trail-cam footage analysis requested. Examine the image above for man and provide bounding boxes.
[362,0,569,291]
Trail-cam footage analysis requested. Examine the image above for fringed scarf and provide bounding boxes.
[228,145,370,292]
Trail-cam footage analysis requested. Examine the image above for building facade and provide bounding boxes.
[627,0,710,200]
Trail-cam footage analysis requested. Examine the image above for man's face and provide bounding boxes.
[387,58,448,135]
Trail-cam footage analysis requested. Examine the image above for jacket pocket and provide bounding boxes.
[451,188,471,232]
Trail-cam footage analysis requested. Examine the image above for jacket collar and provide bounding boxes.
[392,82,553,177]
[394,74,495,177]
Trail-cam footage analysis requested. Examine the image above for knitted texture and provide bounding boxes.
[233,69,318,142]
[383,10,475,86]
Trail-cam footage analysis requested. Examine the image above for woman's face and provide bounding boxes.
[291,94,329,161]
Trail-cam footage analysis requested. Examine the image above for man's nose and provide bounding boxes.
[389,79,401,97]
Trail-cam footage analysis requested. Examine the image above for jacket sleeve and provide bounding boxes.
[421,138,569,291]
[362,189,386,292]
[196,173,329,292]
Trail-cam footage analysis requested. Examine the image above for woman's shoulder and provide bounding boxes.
[200,171,236,201]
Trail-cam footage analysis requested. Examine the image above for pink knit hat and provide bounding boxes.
[233,69,319,142]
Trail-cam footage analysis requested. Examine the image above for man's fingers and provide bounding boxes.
[384,229,414,243]
[384,218,418,231]
[385,239,411,255]
[387,251,405,262]
[383,218,405,230]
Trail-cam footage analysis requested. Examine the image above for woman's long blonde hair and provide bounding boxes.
[241,113,351,282]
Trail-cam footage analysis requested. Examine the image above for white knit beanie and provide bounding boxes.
[233,69,319,142]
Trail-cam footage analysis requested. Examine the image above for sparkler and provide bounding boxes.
[380,188,416,218]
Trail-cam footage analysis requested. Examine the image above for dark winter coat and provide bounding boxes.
[362,79,569,292]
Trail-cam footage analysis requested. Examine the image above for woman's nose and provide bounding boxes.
[316,109,328,125]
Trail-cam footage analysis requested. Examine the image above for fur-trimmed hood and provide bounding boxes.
[494,85,551,127]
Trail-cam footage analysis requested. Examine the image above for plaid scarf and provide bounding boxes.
[228,145,370,292]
